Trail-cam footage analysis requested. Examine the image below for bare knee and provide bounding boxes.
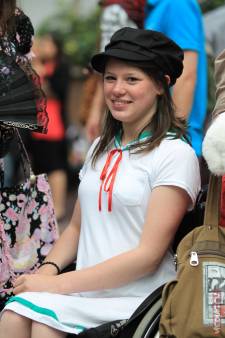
[0,310,31,330]
[2,310,23,323]
[32,320,67,338]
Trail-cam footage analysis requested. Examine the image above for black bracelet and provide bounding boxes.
[40,261,61,275]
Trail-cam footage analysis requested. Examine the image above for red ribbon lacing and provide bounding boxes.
[98,149,122,212]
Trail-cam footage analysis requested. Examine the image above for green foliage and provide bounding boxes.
[36,0,225,68]
[200,0,225,13]
[37,1,100,68]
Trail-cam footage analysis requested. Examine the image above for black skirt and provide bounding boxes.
[30,139,67,174]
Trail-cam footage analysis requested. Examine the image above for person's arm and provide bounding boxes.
[85,78,106,142]
[55,185,190,293]
[35,200,81,276]
[13,185,190,294]
[85,1,134,141]
[211,48,225,118]
[172,50,198,119]
[145,0,201,120]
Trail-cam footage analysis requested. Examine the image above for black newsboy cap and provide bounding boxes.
[91,27,184,86]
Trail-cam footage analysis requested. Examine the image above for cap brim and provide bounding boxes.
[91,49,151,73]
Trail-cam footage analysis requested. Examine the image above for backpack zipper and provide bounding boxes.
[190,251,199,266]
[189,250,225,266]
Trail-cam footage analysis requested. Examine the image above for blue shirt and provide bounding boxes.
[145,0,207,156]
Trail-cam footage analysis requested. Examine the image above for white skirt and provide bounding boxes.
[2,292,144,334]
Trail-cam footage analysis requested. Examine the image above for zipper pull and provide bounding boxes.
[174,254,178,271]
[190,251,199,266]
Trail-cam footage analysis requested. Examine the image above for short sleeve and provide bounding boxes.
[145,0,202,52]
[164,0,202,52]
[151,139,201,209]
[79,137,100,181]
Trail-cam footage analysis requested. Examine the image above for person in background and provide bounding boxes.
[203,49,225,176]
[204,4,225,58]
[0,27,200,338]
[85,0,145,142]
[0,0,48,185]
[145,0,207,159]
[202,50,225,225]
[30,33,71,222]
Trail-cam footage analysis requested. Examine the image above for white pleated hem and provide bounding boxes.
[2,302,86,334]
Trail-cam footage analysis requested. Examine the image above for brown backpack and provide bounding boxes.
[159,175,225,338]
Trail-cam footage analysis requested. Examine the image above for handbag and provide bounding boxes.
[159,175,225,337]
[0,129,59,310]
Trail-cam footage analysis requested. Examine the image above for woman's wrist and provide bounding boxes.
[38,261,61,275]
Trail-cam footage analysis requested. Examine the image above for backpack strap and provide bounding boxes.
[203,174,221,226]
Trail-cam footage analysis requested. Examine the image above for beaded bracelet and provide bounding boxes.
[40,261,61,275]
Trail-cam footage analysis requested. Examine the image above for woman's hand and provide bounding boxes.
[13,274,60,295]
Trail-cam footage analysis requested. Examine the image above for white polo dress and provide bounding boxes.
[2,136,200,334]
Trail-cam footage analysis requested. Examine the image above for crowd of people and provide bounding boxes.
[0,0,225,337]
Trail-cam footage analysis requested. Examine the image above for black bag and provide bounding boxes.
[65,320,126,338]
[172,184,207,252]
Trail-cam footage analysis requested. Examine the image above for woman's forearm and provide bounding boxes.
[46,224,79,266]
[38,200,81,275]
[37,223,80,275]
[173,50,197,119]
[54,245,158,294]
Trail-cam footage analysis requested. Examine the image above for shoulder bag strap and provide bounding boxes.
[15,128,35,180]
[203,174,222,227]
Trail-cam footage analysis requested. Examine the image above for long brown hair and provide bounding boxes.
[0,0,16,35]
[92,60,188,165]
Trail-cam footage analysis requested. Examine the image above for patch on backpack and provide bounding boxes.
[203,262,225,335]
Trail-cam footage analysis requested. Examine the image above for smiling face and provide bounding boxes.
[103,58,163,136]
